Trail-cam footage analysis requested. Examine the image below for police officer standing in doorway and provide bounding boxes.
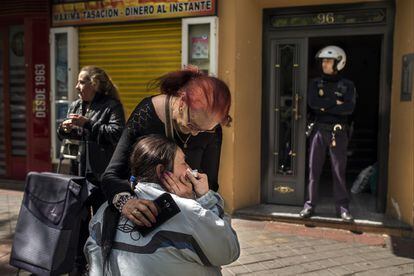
[299,45,356,222]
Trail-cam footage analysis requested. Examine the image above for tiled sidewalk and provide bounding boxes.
[0,189,413,275]
[223,219,414,275]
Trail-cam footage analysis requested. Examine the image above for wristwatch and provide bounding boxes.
[113,192,135,213]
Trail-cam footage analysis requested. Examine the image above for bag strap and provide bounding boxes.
[164,95,175,140]
[78,133,92,178]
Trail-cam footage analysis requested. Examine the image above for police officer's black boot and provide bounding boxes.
[340,211,354,223]
[299,207,314,218]
[337,206,354,222]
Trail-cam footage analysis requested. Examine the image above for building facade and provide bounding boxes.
[0,0,412,227]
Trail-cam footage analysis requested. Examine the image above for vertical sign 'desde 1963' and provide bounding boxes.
[34,64,46,118]
[29,18,51,171]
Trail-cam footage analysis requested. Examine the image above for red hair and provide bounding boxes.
[150,66,232,126]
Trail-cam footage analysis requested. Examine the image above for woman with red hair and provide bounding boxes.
[101,66,232,227]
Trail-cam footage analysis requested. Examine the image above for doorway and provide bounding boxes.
[262,2,394,216]
[306,35,382,216]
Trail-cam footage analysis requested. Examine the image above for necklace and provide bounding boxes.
[170,97,191,148]
[175,128,191,149]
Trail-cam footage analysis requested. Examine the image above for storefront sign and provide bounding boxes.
[52,0,217,27]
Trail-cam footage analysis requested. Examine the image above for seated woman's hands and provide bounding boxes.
[161,171,193,199]
[185,170,209,198]
[122,168,209,228]
[161,169,210,199]
[122,199,158,227]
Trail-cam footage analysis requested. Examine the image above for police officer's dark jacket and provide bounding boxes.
[308,73,356,125]
[58,92,125,180]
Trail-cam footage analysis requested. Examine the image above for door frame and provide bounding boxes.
[261,1,395,212]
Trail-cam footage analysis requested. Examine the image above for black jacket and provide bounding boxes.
[58,93,125,181]
[308,74,356,124]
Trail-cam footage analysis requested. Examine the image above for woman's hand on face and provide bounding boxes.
[161,171,193,199]
[186,170,209,198]
[69,114,89,127]
[122,198,158,227]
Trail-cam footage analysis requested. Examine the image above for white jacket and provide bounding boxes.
[85,182,240,276]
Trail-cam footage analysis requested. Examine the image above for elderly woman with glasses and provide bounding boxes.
[101,66,232,228]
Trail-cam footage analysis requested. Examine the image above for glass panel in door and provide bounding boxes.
[276,44,296,176]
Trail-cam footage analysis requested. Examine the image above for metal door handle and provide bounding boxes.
[293,93,301,120]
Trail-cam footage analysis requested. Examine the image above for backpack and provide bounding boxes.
[10,172,89,275]
[351,165,375,194]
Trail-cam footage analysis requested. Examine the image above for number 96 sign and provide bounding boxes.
[316,13,335,24]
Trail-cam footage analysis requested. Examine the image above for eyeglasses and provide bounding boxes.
[186,107,217,134]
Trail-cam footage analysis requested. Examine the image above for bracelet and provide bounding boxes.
[113,194,135,213]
